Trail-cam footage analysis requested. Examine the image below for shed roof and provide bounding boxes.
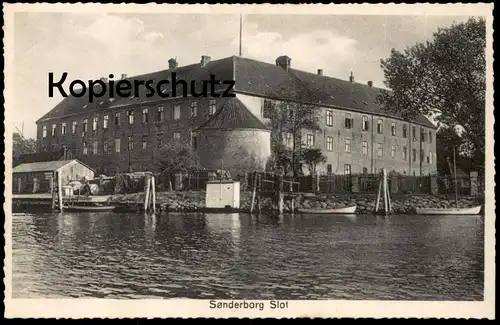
[194,97,269,131]
[12,159,95,174]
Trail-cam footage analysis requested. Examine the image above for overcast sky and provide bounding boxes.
[12,12,473,138]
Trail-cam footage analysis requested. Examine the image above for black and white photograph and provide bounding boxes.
[3,2,495,319]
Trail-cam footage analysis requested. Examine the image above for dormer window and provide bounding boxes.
[262,99,275,119]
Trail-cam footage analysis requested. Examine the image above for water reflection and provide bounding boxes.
[12,212,484,300]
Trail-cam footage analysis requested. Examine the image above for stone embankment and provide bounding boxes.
[110,191,482,214]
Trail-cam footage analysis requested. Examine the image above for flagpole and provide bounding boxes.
[239,13,243,56]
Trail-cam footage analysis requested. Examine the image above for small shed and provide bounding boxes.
[12,159,95,194]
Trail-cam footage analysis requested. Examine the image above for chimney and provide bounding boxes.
[317,69,323,76]
[367,80,373,87]
[349,71,355,83]
[201,55,211,68]
[121,74,127,80]
[276,55,291,71]
[168,58,178,69]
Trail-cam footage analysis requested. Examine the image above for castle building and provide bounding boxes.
[36,55,437,176]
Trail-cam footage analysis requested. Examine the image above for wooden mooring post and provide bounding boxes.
[151,176,156,214]
[250,172,257,214]
[57,170,63,212]
[51,171,56,211]
[144,175,151,214]
[375,168,392,216]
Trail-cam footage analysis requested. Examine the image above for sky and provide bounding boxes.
[11,12,473,139]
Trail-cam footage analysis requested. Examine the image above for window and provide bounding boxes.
[262,99,274,118]
[190,131,197,149]
[128,136,134,151]
[127,110,134,125]
[209,99,217,116]
[362,141,368,155]
[157,106,164,122]
[377,143,383,157]
[420,149,424,161]
[173,104,181,120]
[93,117,98,131]
[114,113,121,126]
[344,113,353,129]
[115,138,121,153]
[83,119,88,132]
[377,119,383,134]
[142,108,149,124]
[403,124,408,138]
[83,141,88,155]
[142,135,148,150]
[344,164,351,175]
[403,146,407,160]
[362,115,369,131]
[306,134,314,147]
[173,132,181,140]
[103,115,109,129]
[391,122,396,136]
[190,101,198,117]
[286,105,294,120]
[412,126,416,139]
[326,110,334,126]
[327,164,332,174]
[429,152,433,164]
[326,136,333,152]
[420,127,426,142]
[285,133,293,148]
[61,122,67,135]
[391,145,396,158]
[93,140,98,155]
[103,141,108,154]
[362,167,368,174]
[412,149,417,162]
[42,125,47,138]
[345,139,351,153]
[51,124,56,137]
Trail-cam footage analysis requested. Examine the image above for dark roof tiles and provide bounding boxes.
[38,55,435,128]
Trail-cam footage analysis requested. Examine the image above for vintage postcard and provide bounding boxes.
[3,2,495,319]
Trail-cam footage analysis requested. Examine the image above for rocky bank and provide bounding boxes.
[110,191,482,215]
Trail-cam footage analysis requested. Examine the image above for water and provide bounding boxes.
[12,212,484,300]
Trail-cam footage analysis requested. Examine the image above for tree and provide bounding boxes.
[231,146,266,176]
[301,147,327,175]
[265,77,328,176]
[436,126,472,175]
[377,17,486,173]
[155,141,201,189]
[13,133,37,157]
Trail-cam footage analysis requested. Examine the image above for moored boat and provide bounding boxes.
[415,205,482,216]
[63,205,117,212]
[297,205,357,215]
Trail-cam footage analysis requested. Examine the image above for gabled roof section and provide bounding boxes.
[12,159,94,174]
[195,97,269,131]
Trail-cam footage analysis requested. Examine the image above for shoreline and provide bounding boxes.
[110,191,484,215]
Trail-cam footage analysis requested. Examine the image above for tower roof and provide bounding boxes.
[195,97,269,131]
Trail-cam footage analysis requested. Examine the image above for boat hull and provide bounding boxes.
[64,205,117,212]
[297,205,357,215]
[415,205,482,215]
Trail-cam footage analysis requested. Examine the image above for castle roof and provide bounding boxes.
[195,97,269,131]
[37,55,436,128]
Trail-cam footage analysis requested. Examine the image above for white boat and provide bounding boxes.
[415,205,482,216]
[297,205,357,215]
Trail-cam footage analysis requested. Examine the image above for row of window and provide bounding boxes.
[326,164,424,176]
[77,132,196,155]
[41,100,217,138]
[302,134,433,163]
[262,99,433,143]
